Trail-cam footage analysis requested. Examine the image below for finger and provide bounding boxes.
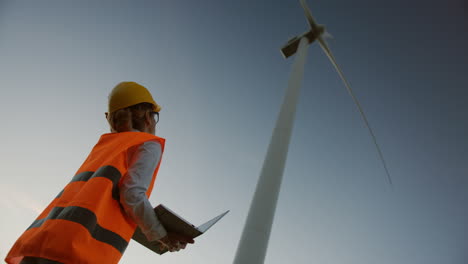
[175,242,185,250]
[159,242,170,251]
[182,238,194,244]
[172,244,180,252]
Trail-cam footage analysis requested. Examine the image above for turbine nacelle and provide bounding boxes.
[280,25,325,58]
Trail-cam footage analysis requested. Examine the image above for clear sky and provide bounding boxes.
[1,0,467,263]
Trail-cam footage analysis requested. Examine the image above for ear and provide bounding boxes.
[105,112,109,120]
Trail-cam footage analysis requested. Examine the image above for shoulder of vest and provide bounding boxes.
[98,132,165,149]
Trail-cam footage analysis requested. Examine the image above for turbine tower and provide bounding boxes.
[233,1,391,263]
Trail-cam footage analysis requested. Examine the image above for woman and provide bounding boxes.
[5,82,193,264]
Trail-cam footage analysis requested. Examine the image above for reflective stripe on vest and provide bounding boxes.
[54,166,121,201]
[5,132,165,264]
[28,205,127,253]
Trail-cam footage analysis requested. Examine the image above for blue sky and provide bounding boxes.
[1,1,467,263]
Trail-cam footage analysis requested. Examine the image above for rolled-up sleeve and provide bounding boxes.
[119,141,167,241]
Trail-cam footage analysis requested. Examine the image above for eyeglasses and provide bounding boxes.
[151,112,159,124]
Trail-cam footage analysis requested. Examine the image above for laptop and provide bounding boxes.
[132,204,229,254]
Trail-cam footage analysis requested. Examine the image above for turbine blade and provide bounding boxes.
[319,34,331,50]
[318,37,393,185]
[300,0,318,30]
[323,31,333,40]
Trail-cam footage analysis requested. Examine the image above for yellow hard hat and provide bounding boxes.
[108,81,161,113]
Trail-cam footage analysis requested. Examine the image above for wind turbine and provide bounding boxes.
[233,0,392,263]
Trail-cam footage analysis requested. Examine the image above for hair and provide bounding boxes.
[107,103,154,133]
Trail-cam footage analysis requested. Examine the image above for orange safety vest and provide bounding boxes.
[5,132,165,264]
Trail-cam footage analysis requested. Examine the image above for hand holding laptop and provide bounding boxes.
[132,204,229,255]
[158,232,194,252]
